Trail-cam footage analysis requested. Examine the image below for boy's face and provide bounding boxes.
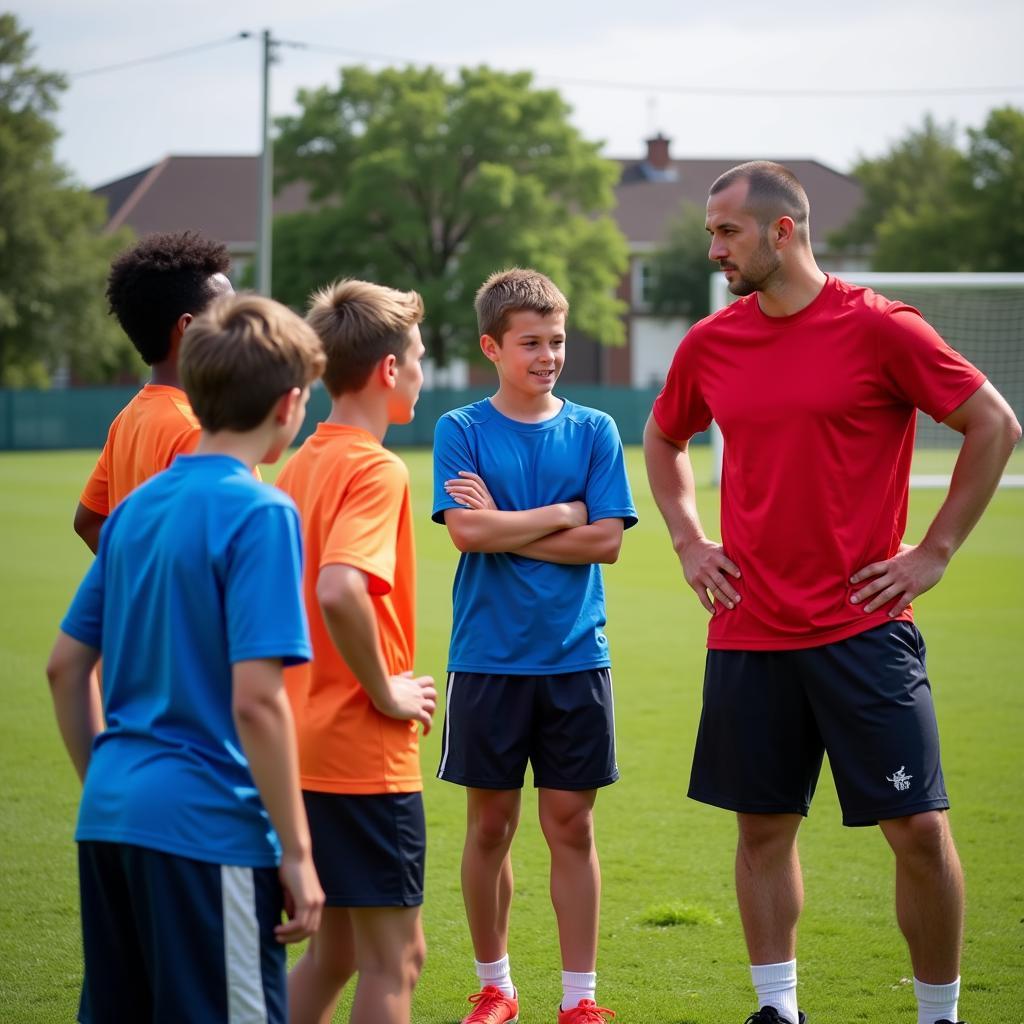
[483,310,566,396]
[388,324,426,424]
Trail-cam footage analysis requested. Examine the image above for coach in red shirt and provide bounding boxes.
[644,161,1020,1024]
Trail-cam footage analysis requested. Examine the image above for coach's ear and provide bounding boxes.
[773,216,797,250]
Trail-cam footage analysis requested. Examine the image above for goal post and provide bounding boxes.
[709,272,1024,488]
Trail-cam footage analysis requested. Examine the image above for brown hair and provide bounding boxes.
[709,161,811,241]
[181,294,325,432]
[305,279,424,397]
[474,268,569,344]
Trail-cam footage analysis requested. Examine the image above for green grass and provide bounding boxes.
[1,447,1022,1022]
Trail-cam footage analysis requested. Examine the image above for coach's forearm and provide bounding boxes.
[643,414,708,554]
[921,388,1022,561]
[514,518,625,564]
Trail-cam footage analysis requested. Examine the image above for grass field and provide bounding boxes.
[1,446,1022,1022]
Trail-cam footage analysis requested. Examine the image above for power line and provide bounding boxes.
[68,31,1024,100]
[291,40,1024,99]
[69,34,248,79]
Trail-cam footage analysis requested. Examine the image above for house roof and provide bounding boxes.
[95,151,862,253]
[95,155,311,248]
[612,156,863,250]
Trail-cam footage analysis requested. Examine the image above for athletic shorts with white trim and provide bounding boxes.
[77,841,285,1024]
[688,621,949,826]
[437,669,618,790]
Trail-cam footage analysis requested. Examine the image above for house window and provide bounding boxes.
[631,257,657,310]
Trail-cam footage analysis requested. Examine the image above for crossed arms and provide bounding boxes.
[442,470,624,565]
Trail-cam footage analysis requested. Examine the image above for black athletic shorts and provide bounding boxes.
[688,621,950,826]
[77,841,285,1024]
[437,669,619,790]
[303,791,425,907]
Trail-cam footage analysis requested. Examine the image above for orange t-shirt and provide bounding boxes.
[277,423,420,794]
[79,385,200,515]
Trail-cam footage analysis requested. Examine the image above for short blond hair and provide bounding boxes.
[474,268,569,344]
[305,279,424,397]
[181,294,326,432]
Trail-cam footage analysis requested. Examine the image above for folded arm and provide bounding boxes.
[442,470,586,553]
[513,516,624,564]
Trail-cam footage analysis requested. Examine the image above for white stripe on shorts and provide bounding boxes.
[221,864,269,1024]
[437,672,455,778]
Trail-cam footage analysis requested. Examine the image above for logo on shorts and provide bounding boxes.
[886,766,913,792]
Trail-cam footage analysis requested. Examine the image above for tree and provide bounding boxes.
[273,65,628,365]
[830,108,1024,272]
[644,202,714,322]
[0,14,136,386]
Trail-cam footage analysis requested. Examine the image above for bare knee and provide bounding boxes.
[882,811,955,864]
[736,813,800,867]
[308,934,356,987]
[540,801,595,854]
[468,798,519,852]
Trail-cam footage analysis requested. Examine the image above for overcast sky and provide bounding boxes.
[13,0,1024,189]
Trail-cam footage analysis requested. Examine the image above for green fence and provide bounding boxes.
[0,385,705,451]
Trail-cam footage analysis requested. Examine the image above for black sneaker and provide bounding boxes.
[743,1009,806,1024]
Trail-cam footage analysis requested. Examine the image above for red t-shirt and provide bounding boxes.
[652,276,985,651]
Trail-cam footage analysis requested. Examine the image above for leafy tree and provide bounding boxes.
[831,107,1024,272]
[0,14,135,386]
[644,202,713,322]
[273,65,628,365]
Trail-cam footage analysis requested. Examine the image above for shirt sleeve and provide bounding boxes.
[877,306,986,423]
[651,331,713,442]
[585,415,638,528]
[79,445,111,515]
[431,414,477,524]
[60,540,106,649]
[224,503,311,666]
[322,455,407,596]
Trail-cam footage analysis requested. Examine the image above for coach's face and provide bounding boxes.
[706,181,781,297]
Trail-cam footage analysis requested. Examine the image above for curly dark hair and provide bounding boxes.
[106,231,232,365]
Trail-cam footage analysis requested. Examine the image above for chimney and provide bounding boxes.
[645,133,671,171]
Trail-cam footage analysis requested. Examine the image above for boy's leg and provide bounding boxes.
[538,788,600,973]
[288,907,356,1024]
[462,787,522,962]
[349,906,426,1024]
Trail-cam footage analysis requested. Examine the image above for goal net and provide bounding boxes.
[710,272,1024,488]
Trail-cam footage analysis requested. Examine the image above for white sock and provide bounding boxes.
[561,970,596,1010]
[475,955,515,999]
[914,976,960,1024]
[751,960,799,1024]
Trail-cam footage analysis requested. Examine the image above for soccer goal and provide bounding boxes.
[709,272,1024,488]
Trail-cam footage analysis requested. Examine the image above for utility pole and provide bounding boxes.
[256,28,274,296]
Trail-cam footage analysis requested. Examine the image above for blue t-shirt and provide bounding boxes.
[432,399,637,674]
[61,454,311,868]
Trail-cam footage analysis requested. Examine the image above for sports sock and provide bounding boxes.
[914,976,960,1024]
[751,959,799,1024]
[561,969,597,1010]
[475,955,515,999]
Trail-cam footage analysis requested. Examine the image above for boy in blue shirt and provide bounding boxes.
[433,269,637,1024]
[46,294,327,1024]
